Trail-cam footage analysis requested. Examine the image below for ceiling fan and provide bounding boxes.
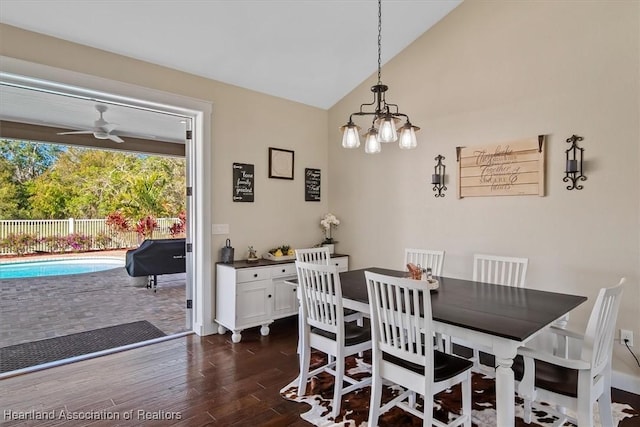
[58,104,124,143]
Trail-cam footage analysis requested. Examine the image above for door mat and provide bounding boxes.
[0,320,166,373]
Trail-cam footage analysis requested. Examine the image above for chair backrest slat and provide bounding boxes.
[473,253,528,287]
[583,279,624,375]
[404,248,445,276]
[366,271,433,372]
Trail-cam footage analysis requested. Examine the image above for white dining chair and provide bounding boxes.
[404,248,445,276]
[449,253,529,371]
[365,271,472,427]
[295,247,331,264]
[473,253,528,287]
[404,248,447,351]
[295,261,372,418]
[514,278,625,427]
[295,247,363,325]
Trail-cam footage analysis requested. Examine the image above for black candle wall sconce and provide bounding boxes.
[431,154,447,197]
[564,134,586,190]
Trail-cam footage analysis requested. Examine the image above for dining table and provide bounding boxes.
[288,267,588,427]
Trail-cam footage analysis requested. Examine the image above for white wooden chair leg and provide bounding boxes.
[462,374,471,427]
[598,369,614,427]
[423,394,433,427]
[331,356,345,418]
[368,374,383,427]
[576,376,593,427]
[523,399,532,424]
[408,391,416,408]
[298,346,310,395]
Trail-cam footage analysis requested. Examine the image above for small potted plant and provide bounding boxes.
[320,213,340,254]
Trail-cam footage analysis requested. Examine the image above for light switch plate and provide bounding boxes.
[212,224,229,235]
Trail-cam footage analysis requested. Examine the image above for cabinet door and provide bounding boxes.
[272,278,298,319]
[236,279,273,328]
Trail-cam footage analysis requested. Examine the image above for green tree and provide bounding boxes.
[0,140,64,218]
[0,140,62,183]
[0,156,21,218]
[4,142,185,220]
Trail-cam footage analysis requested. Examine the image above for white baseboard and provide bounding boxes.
[612,370,640,394]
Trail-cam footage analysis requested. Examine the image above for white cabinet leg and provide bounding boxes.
[260,324,270,336]
[231,331,242,343]
[218,324,227,335]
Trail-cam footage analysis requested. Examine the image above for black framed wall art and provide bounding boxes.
[268,147,294,180]
[232,162,254,202]
[305,168,321,201]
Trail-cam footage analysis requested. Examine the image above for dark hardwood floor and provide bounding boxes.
[0,316,638,426]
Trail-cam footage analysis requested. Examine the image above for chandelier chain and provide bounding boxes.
[377,0,382,84]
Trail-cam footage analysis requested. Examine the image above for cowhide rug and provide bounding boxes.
[280,352,638,427]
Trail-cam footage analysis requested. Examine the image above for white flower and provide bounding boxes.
[320,213,340,230]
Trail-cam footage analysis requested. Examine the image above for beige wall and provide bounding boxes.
[0,23,330,258]
[328,1,639,383]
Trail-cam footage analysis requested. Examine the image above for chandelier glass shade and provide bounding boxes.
[340,0,420,154]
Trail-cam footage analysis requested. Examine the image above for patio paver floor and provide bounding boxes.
[0,260,186,348]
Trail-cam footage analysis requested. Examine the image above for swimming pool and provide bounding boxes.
[0,258,125,279]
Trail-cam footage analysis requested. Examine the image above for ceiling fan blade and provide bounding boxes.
[57,130,93,135]
[108,134,124,143]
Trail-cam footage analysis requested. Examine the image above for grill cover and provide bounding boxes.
[125,238,186,277]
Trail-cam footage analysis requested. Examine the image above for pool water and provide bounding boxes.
[0,258,125,279]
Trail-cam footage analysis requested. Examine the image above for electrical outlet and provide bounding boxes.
[620,329,633,347]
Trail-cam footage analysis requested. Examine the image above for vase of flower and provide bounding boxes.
[323,243,335,254]
[320,213,340,254]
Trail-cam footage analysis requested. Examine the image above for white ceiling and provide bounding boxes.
[0,0,461,144]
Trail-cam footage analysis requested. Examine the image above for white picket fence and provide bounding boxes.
[0,218,179,255]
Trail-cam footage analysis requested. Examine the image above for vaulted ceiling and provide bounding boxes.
[0,0,462,147]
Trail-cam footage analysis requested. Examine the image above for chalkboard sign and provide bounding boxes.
[305,168,321,201]
[233,163,254,202]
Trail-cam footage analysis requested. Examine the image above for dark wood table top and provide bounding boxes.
[340,267,588,342]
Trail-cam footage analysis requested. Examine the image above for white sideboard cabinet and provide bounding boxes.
[215,255,348,343]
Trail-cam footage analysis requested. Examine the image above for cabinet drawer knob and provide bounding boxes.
[282,269,286,272]
[268,294,272,298]
[253,273,258,278]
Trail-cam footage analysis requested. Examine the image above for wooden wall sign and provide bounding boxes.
[305,168,321,201]
[233,163,254,202]
[457,136,545,198]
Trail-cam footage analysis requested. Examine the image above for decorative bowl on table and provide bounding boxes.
[263,245,295,261]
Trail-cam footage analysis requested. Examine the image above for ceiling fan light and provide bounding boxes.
[398,122,419,150]
[364,128,381,154]
[375,115,399,143]
[340,122,361,149]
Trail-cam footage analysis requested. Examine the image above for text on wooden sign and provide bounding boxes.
[457,136,545,198]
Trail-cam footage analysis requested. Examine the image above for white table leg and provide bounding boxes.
[493,342,517,427]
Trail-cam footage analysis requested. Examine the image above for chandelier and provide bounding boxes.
[340,0,420,154]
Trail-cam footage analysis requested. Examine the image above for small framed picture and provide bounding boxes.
[269,147,295,180]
